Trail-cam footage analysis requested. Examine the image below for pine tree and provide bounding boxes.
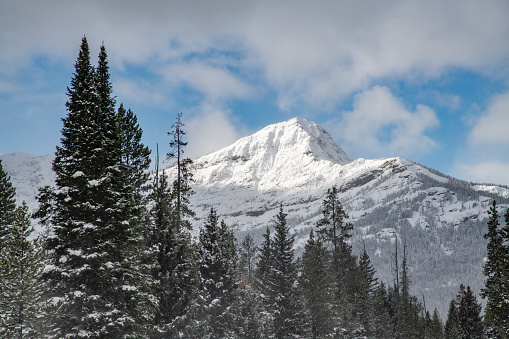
[357,246,379,336]
[429,308,444,339]
[270,204,302,339]
[315,187,359,334]
[147,172,200,337]
[0,202,47,338]
[444,299,462,339]
[149,114,201,337]
[316,186,354,274]
[481,200,509,337]
[0,159,16,245]
[239,234,258,286]
[255,227,274,309]
[457,285,483,339]
[36,37,152,337]
[197,208,239,337]
[167,112,194,230]
[397,240,423,339]
[230,284,269,339]
[371,283,392,339]
[299,230,333,338]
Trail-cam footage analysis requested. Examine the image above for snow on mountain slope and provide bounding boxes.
[0,152,55,212]
[2,118,509,317]
[166,117,509,317]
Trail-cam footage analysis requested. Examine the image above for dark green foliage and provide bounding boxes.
[299,230,333,338]
[458,285,483,339]
[270,204,302,339]
[429,309,444,339]
[255,227,273,307]
[481,200,509,336]
[36,37,152,338]
[167,112,194,229]
[0,159,16,243]
[198,208,238,337]
[444,299,462,339]
[0,203,47,338]
[371,283,393,339]
[254,205,303,338]
[148,115,202,337]
[357,246,379,336]
[316,186,354,273]
[148,172,200,337]
[230,285,269,339]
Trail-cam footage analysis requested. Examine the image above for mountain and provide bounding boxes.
[2,117,509,317]
[0,152,55,212]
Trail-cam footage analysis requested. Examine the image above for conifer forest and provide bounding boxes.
[1,37,509,338]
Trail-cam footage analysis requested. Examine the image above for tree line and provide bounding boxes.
[0,36,508,338]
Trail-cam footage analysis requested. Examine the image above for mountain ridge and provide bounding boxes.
[2,118,509,317]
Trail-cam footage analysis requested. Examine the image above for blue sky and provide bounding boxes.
[1,0,509,185]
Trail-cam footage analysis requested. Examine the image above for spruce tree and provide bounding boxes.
[36,37,152,338]
[230,283,269,339]
[147,171,200,337]
[0,159,16,244]
[167,112,194,230]
[197,208,239,337]
[371,283,392,339]
[270,204,302,339]
[0,202,47,338]
[357,246,379,335]
[315,187,359,334]
[316,186,353,273]
[299,230,333,338]
[444,299,462,339]
[429,308,444,339]
[481,200,509,336]
[149,114,200,337]
[455,284,483,339]
[255,227,274,309]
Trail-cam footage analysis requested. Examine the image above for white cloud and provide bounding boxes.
[332,86,439,157]
[2,0,509,107]
[162,62,255,100]
[114,79,172,108]
[455,162,509,185]
[185,103,244,159]
[470,91,509,145]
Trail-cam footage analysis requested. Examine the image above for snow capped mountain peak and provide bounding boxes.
[189,118,351,189]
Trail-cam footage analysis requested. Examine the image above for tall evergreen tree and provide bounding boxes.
[371,283,393,339]
[0,159,16,244]
[481,200,509,337]
[357,246,379,335]
[270,204,302,339]
[255,227,273,309]
[315,186,354,274]
[167,112,194,229]
[444,299,462,339]
[458,285,483,339]
[429,308,444,339]
[230,283,269,339]
[147,170,200,337]
[299,230,333,338]
[315,187,359,334]
[0,202,47,338]
[197,208,239,337]
[149,115,200,337]
[36,37,152,338]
